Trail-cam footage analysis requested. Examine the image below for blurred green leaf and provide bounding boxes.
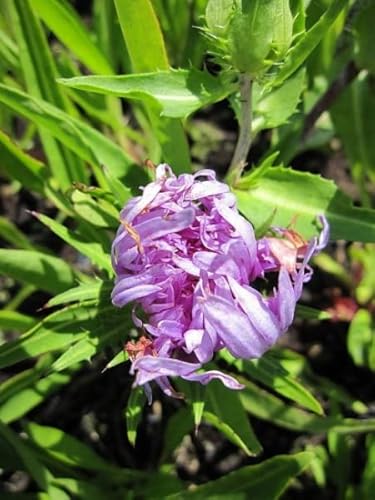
[103,166,132,207]
[222,351,323,415]
[0,129,45,193]
[0,301,99,369]
[162,407,194,460]
[235,166,375,242]
[0,371,70,424]
[270,0,349,88]
[0,421,66,498]
[8,0,87,189]
[0,310,36,333]
[59,69,231,119]
[328,429,353,498]
[45,281,108,308]
[205,379,262,456]
[347,309,375,371]
[33,212,112,275]
[350,243,375,304]
[0,249,76,294]
[355,3,375,74]
[71,189,119,228]
[30,0,112,75]
[25,422,112,471]
[296,304,332,321]
[239,376,375,434]
[51,319,126,372]
[114,0,190,172]
[125,387,146,446]
[0,83,133,179]
[362,434,375,500]
[172,452,313,498]
[0,216,35,250]
[331,73,375,202]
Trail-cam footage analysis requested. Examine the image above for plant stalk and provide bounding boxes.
[226,73,253,186]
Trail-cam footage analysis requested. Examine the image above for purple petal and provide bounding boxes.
[227,276,280,345]
[183,370,244,390]
[112,283,162,307]
[201,294,266,358]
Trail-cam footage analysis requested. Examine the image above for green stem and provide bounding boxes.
[226,73,253,186]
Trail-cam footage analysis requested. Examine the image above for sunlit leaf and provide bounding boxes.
[235,167,375,242]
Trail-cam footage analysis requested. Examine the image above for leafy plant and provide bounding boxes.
[0,0,374,498]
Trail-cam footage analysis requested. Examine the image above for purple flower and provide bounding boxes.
[112,164,329,399]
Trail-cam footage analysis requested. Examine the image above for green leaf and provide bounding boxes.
[71,189,119,228]
[252,69,305,132]
[8,0,86,189]
[114,0,169,72]
[33,212,113,275]
[0,310,36,333]
[30,0,113,75]
[51,318,126,372]
[0,129,45,193]
[347,309,375,371]
[0,421,56,494]
[51,478,110,500]
[296,304,332,321]
[0,301,100,370]
[25,422,112,471]
[235,166,375,242]
[125,387,147,446]
[221,351,323,415]
[270,0,349,88]
[205,380,262,456]
[162,407,194,460]
[355,3,375,74]
[113,0,190,172]
[0,249,76,294]
[0,83,133,179]
[239,376,375,434]
[45,281,108,308]
[331,73,375,202]
[172,452,313,498]
[176,379,206,429]
[103,166,132,207]
[362,434,375,500]
[0,371,70,424]
[104,349,128,370]
[59,69,231,119]
[0,216,35,250]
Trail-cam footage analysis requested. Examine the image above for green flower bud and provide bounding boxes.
[228,0,275,74]
[204,0,293,76]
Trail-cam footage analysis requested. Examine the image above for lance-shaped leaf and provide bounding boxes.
[173,452,313,498]
[235,167,375,242]
[0,83,133,179]
[59,69,231,119]
[0,249,76,294]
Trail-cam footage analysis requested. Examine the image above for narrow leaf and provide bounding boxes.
[33,212,113,275]
[30,0,113,74]
[0,83,133,179]
[59,69,231,119]
[0,249,76,294]
[173,452,313,498]
[235,167,375,242]
[270,0,349,88]
[205,379,262,456]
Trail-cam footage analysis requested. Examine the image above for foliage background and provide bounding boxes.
[0,0,374,498]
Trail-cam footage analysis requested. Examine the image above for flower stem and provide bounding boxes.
[226,73,253,186]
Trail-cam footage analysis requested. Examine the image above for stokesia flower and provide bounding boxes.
[111,164,329,399]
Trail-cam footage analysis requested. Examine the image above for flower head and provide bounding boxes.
[112,164,329,399]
